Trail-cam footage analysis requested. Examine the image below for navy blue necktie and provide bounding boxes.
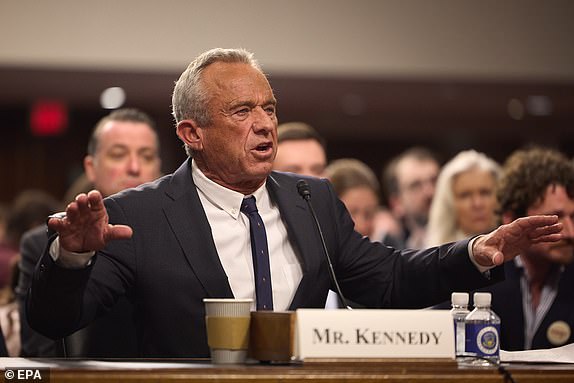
[241,196,273,310]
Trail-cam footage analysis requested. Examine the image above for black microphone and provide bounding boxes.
[296,179,352,310]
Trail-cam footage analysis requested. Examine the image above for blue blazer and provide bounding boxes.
[28,159,500,357]
[487,261,574,350]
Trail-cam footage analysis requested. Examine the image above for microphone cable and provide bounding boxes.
[296,180,352,310]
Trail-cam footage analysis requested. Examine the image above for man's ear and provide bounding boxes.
[84,155,97,183]
[176,119,203,152]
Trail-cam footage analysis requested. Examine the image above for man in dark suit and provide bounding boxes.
[27,48,563,358]
[18,108,162,357]
[485,147,574,350]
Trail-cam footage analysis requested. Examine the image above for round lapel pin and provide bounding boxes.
[546,321,571,346]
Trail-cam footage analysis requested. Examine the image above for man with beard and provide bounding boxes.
[486,147,574,350]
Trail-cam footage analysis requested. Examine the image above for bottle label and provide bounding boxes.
[465,323,500,356]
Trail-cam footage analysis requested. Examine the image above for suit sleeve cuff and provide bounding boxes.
[468,235,494,274]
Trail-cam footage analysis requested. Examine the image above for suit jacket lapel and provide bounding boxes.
[163,160,233,299]
[267,173,324,309]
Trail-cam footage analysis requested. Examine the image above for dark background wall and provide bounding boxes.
[1,0,573,203]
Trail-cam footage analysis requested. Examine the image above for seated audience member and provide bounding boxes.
[325,158,380,238]
[273,122,327,177]
[0,256,21,356]
[18,108,162,357]
[483,147,574,350]
[381,147,440,249]
[425,150,501,246]
[0,190,60,289]
[0,190,59,356]
[26,48,563,358]
[370,207,403,247]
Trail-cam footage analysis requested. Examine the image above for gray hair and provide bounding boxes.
[171,48,262,157]
[425,150,501,246]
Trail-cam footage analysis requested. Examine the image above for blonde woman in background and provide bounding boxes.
[425,150,501,246]
[325,158,380,238]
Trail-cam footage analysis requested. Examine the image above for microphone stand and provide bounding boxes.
[297,180,352,310]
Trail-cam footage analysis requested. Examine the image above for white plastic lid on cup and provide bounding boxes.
[473,292,492,307]
[451,292,469,306]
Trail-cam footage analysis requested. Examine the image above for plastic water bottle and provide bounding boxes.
[464,292,501,365]
[449,292,469,359]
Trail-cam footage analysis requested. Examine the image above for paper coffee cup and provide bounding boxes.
[204,298,253,364]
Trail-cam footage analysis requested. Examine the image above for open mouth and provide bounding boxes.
[255,142,272,152]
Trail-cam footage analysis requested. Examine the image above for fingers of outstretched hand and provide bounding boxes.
[87,190,105,211]
[47,215,66,232]
[64,191,105,223]
[517,214,559,229]
[74,193,91,215]
[531,222,563,236]
[75,190,103,215]
[531,233,564,244]
[64,197,82,222]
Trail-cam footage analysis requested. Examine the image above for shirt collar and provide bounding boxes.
[191,159,268,219]
[514,255,525,268]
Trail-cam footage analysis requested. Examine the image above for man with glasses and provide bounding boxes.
[381,147,440,249]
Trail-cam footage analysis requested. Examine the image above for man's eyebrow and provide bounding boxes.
[228,98,276,109]
[137,147,158,154]
[106,143,129,151]
[227,100,254,110]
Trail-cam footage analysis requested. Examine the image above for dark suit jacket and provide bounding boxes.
[19,225,138,357]
[485,261,574,350]
[27,159,501,357]
[18,225,62,357]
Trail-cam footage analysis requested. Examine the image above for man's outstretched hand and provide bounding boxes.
[472,215,562,267]
[47,190,133,253]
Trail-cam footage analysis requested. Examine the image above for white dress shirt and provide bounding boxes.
[191,160,302,311]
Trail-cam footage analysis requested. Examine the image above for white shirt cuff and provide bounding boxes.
[468,235,494,274]
[49,236,95,268]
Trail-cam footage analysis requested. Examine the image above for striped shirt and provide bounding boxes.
[515,256,563,349]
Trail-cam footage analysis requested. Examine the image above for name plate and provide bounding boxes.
[294,309,454,360]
